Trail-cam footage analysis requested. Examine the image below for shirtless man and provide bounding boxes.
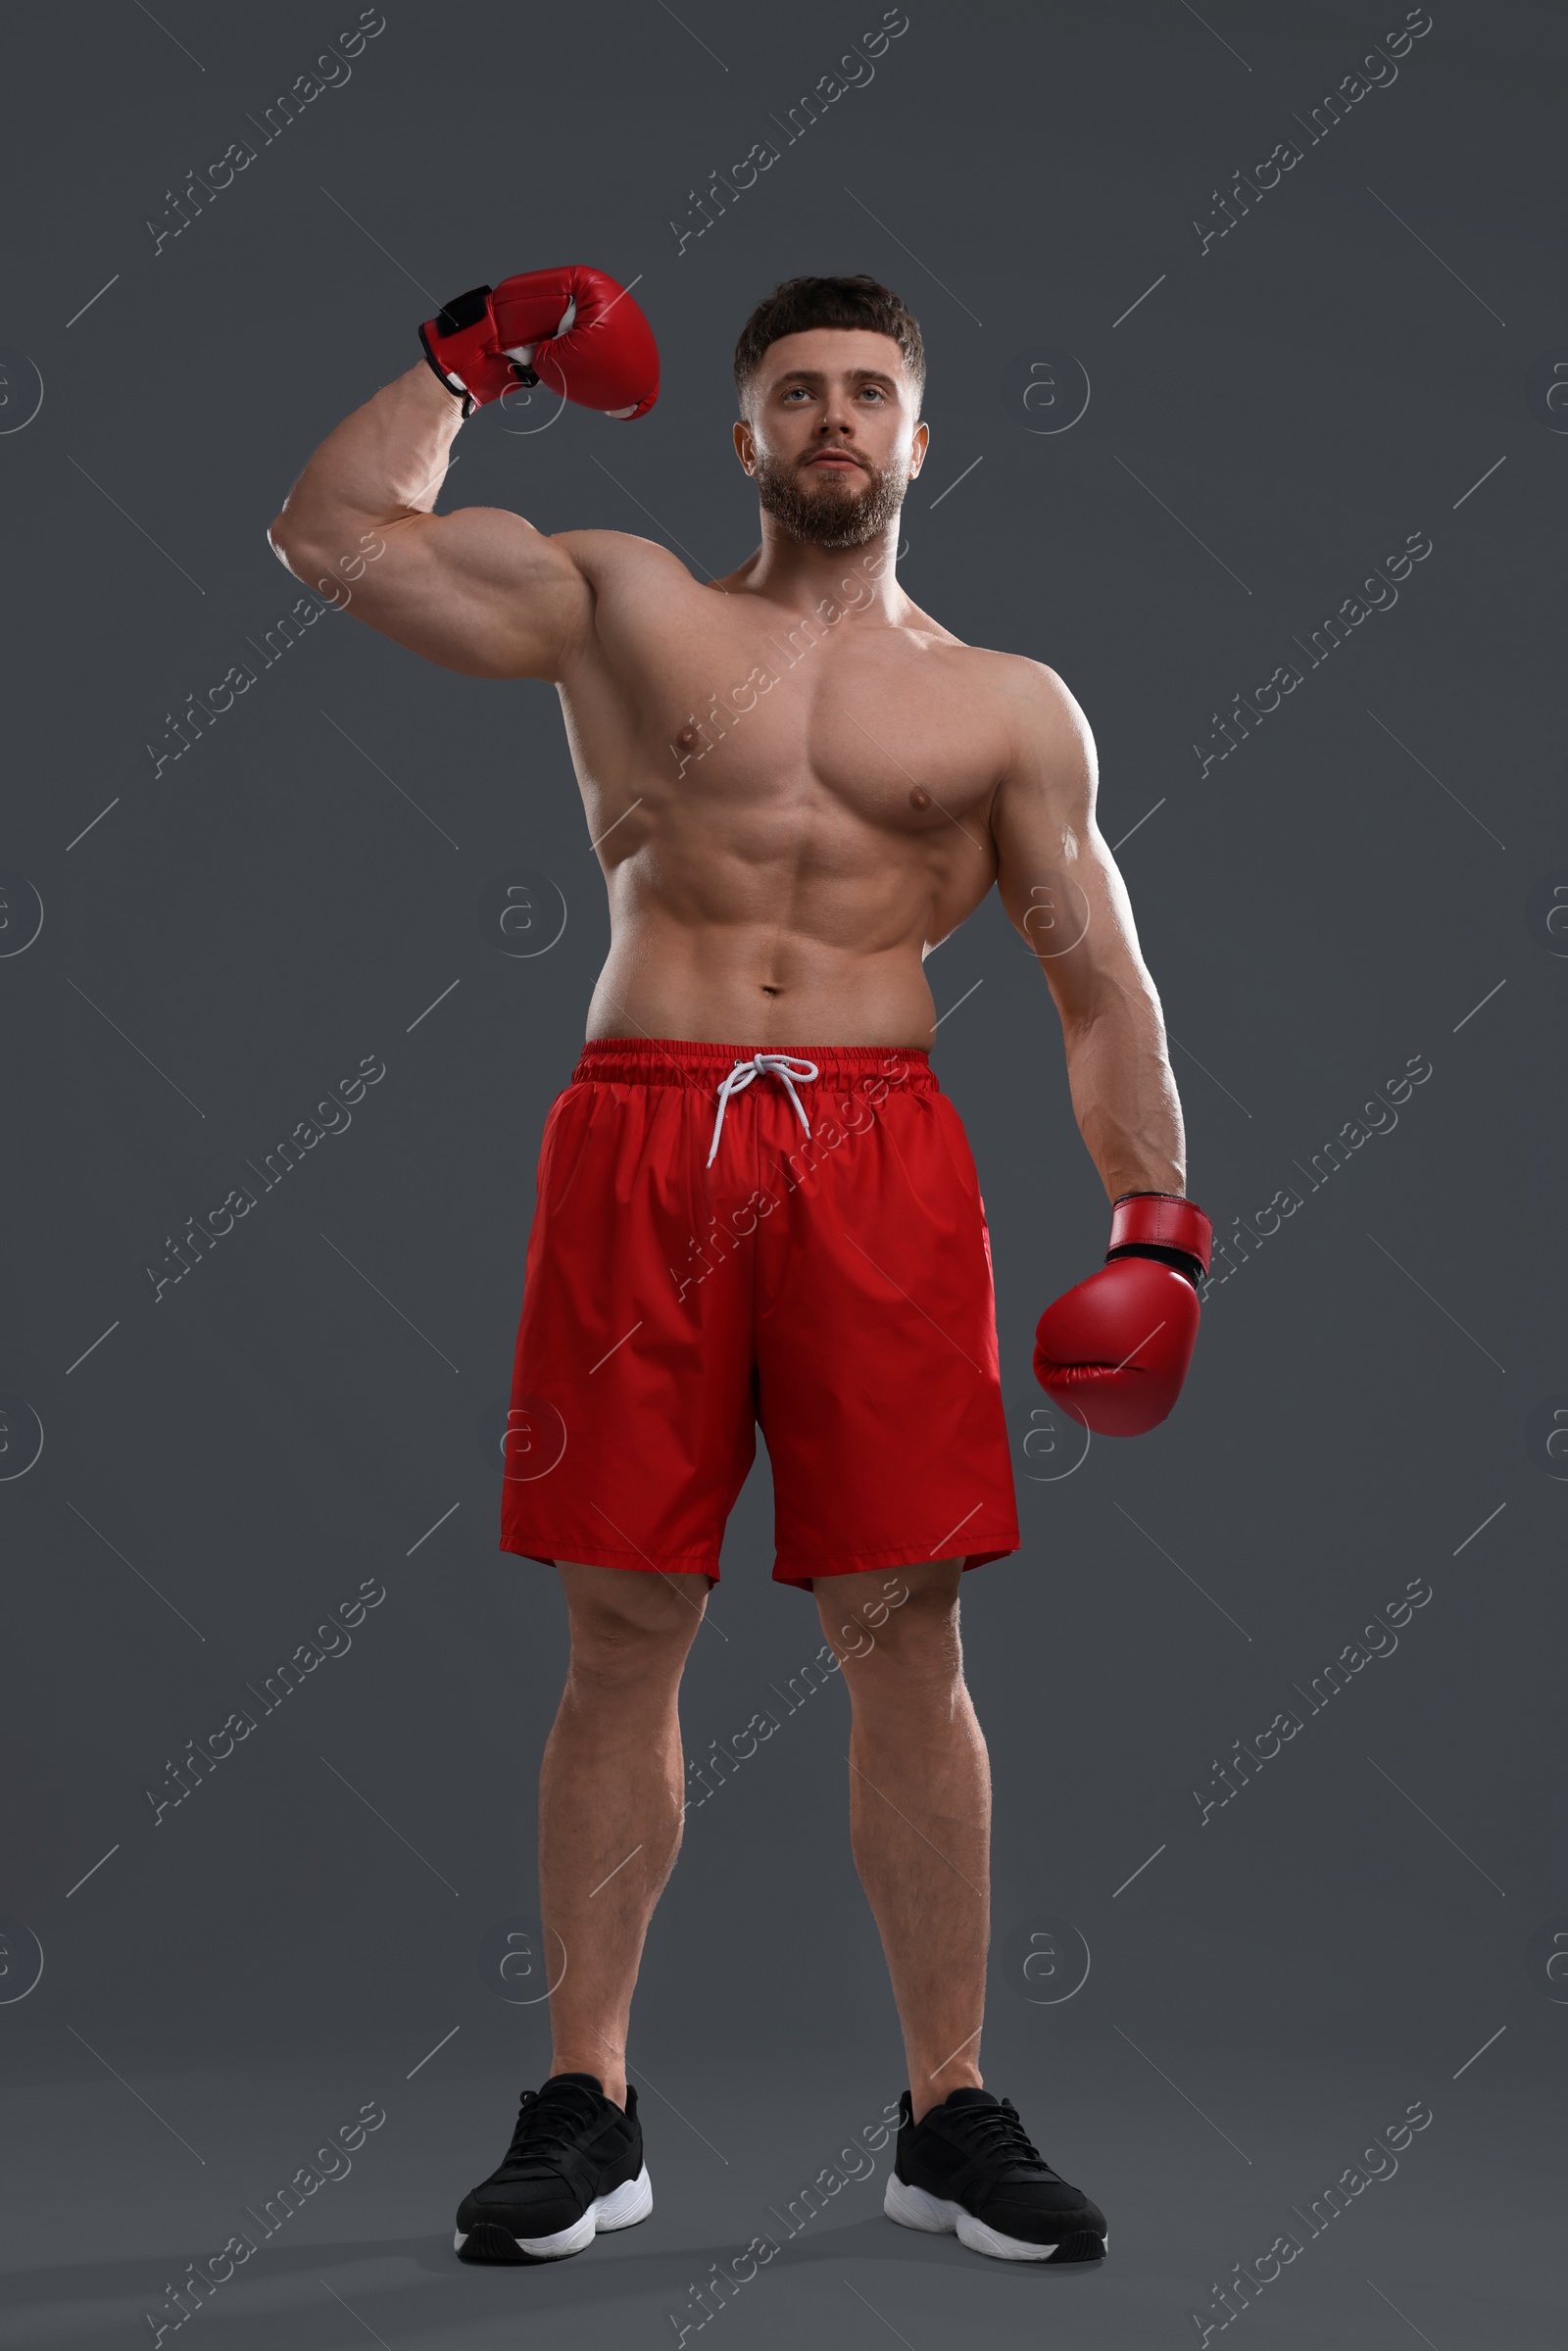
[270,269,1212,2272]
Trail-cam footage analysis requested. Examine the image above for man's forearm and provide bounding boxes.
[1059,988,1186,1200]
[270,361,464,563]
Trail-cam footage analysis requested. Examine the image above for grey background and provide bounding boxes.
[1,1,1563,2344]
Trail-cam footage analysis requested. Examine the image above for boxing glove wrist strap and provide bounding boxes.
[418,283,539,419]
[1105,1191,1212,1286]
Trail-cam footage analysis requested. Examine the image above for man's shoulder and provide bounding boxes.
[548,527,702,591]
[950,651,1095,815]
[931,641,1087,731]
[960,645,1073,701]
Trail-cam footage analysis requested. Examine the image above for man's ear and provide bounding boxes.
[909,418,930,477]
[733,418,757,475]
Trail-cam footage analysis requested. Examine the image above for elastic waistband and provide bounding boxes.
[570,1036,938,1093]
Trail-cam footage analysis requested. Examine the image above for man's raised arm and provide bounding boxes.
[268,265,661,682]
[990,660,1214,1439]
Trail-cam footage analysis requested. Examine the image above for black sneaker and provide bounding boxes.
[885,2087,1107,2262]
[454,2073,652,2263]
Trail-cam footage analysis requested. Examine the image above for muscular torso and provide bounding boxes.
[552,531,1018,1048]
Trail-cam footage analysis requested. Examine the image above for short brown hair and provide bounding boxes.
[732,274,926,412]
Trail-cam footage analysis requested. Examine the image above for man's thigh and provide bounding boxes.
[757,1083,1020,1590]
[499,1069,757,1577]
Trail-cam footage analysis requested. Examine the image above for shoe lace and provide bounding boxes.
[494,2082,601,2180]
[949,2098,1053,2172]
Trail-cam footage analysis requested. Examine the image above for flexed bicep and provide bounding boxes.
[319,504,595,680]
[270,264,659,681]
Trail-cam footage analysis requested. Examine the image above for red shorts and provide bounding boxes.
[498,1038,1020,1591]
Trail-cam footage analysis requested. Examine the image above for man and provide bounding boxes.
[270,269,1212,2270]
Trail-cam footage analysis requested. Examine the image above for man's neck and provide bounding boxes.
[721,514,908,621]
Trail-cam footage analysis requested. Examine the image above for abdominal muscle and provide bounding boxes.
[583,906,941,1050]
[568,686,997,1051]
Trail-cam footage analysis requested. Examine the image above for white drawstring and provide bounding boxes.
[706,1053,819,1168]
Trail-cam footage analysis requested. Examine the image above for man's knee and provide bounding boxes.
[818,1564,963,1683]
[560,1562,708,1684]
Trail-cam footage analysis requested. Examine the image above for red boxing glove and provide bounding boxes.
[1033,1192,1213,1438]
[419,267,659,420]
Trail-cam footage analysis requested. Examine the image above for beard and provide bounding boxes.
[753,444,909,549]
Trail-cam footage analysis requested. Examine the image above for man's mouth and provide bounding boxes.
[805,452,863,471]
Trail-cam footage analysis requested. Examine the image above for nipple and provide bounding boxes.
[677,725,701,748]
[908,786,931,810]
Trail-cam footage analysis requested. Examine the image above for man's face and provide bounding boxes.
[734,328,928,550]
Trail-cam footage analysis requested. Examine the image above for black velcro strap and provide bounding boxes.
[1107,1240,1204,1290]
[433,284,492,337]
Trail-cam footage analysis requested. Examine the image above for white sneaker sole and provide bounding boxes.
[454,2164,653,2261]
[884,2172,1106,2262]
